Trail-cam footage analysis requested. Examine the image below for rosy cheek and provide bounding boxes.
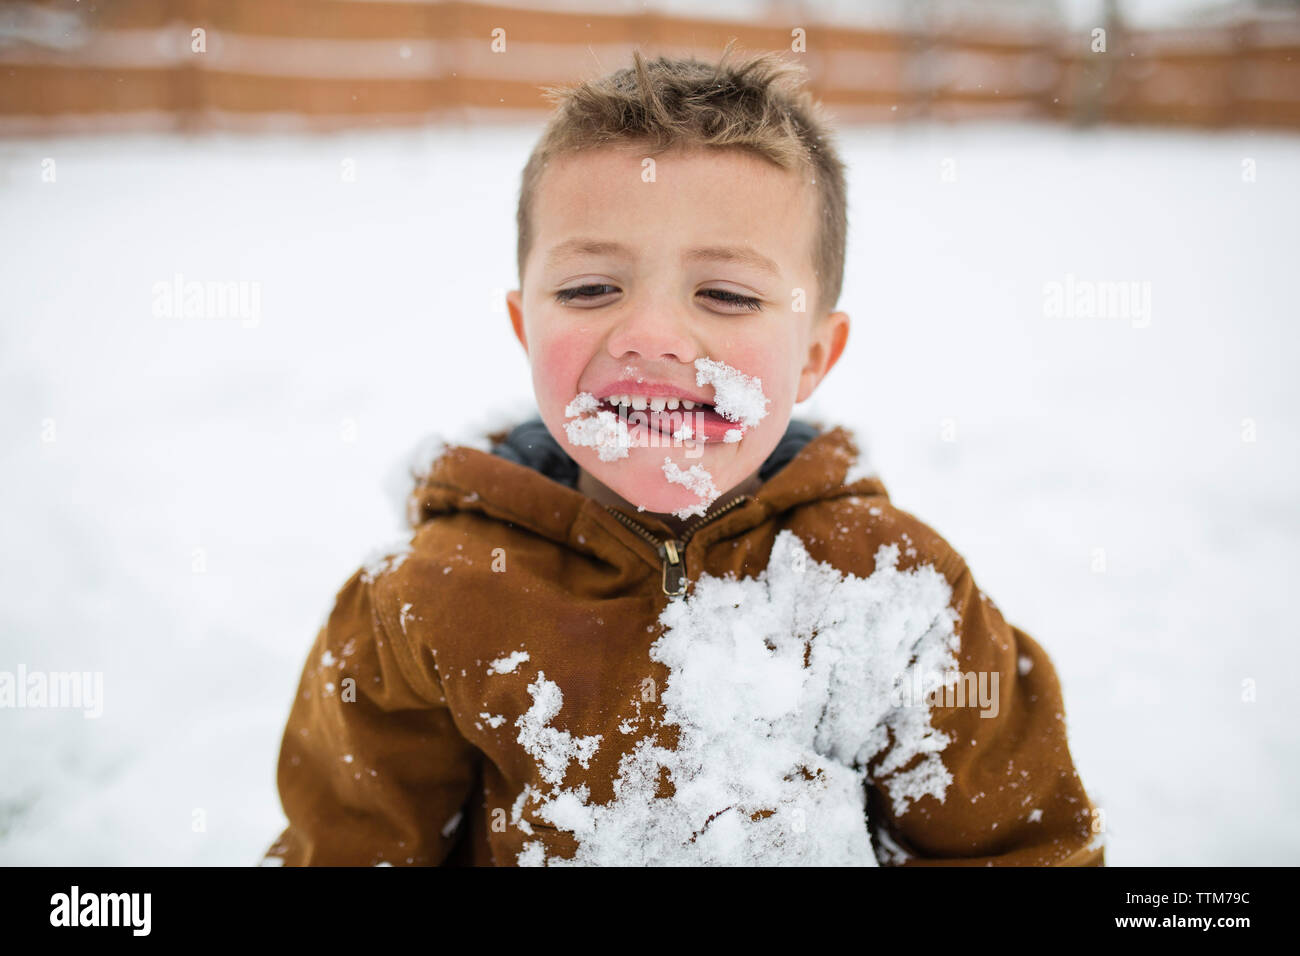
[530,328,591,403]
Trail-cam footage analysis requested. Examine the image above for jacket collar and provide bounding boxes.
[406,411,888,552]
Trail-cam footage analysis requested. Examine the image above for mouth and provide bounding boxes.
[569,360,769,451]
[594,394,747,446]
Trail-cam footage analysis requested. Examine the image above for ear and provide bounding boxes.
[795,310,850,403]
[506,289,527,354]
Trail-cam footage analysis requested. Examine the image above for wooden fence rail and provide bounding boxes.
[1,0,1297,134]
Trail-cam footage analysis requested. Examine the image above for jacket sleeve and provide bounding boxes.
[866,550,1104,867]
[261,566,483,866]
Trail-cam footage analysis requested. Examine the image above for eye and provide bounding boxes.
[700,289,763,312]
[555,283,618,304]
[553,284,763,312]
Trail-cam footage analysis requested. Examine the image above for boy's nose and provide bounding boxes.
[605,300,697,365]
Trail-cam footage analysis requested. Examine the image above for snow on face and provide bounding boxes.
[561,356,771,518]
[660,458,720,520]
[694,357,770,429]
[562,394,630,463]
[513,530,961,866]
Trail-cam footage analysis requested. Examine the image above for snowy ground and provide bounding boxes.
[1,121,1296,865]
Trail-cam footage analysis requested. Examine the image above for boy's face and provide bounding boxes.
[507,143,848,518]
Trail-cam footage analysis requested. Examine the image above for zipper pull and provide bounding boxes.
[660,539,685,597]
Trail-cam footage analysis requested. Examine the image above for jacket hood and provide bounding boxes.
[403,407,890,549]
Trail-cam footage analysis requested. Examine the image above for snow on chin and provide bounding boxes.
[514,531,961,866]
[660,458,719,520]
[695,357,771,429]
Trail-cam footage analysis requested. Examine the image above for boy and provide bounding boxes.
[263,46,1102,866]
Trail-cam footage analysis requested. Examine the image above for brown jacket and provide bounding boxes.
[264,417,1102,866]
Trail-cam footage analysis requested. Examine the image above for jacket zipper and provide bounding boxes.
[604,494,752,597]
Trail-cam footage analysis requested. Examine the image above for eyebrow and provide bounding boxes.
[544,238,781,278]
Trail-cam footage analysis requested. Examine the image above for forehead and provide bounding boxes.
[532,144,816,273]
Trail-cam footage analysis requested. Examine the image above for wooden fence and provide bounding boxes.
[1,0,1298,134]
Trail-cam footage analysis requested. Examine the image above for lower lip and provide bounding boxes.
[612,405,745,445]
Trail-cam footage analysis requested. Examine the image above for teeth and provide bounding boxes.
[603,394,704,410]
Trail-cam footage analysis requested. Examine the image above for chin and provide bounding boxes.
[579,442,760,514]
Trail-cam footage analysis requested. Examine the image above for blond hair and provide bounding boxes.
[516,40,848,319]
